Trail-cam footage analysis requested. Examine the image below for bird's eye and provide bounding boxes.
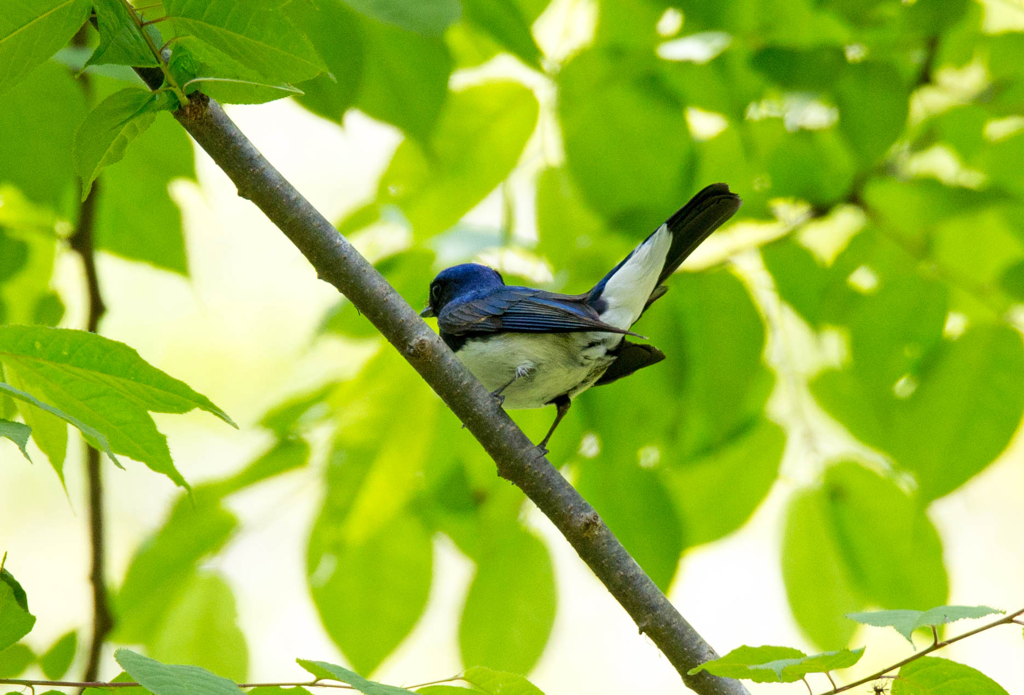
[431,285,440,299]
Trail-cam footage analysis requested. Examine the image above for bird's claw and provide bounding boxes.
[534,444,549,458]
[489,390,506,407]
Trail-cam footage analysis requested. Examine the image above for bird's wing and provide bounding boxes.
[438,287,637,336]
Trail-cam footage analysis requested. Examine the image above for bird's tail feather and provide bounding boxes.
[657,183,741,287]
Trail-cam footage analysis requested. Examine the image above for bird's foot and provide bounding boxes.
[534,443,550,458]
[489,389,506,407]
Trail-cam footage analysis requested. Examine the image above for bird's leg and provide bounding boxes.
[536,395,572,456]
[490,363,534,407]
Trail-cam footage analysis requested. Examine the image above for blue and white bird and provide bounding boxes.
[420,183,741,452]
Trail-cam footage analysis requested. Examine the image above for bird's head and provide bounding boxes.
[421,263,505,318]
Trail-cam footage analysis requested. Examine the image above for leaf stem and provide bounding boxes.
[114,0,187,106]
[821,606,1024,695]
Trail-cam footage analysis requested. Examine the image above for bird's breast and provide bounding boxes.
[455,332,620,409]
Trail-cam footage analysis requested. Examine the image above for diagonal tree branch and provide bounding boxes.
[152,87,748,695]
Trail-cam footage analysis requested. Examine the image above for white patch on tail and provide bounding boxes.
[597,224,672,330]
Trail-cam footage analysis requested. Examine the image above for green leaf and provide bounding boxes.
[113,497,237,643]
[782,488,860,649]
[0,418,31,461]
[74,88,163,200]
[688,646,804,681]
[170,37,304,105]
[340,0,460,36]
[289,0,363,121]
[296,660,414,695]
[0,575,36,652]
[766,128,855,207]
[95,108,195,275]
[87,0,160,68]
[258,383,339,435]
[0,643,34,678]
[761,238,840,327]
[115,649,244,695]
[461,0,542,68]
[0,62,86,211]
[663,418,785,548]
[894,656,1009,695]
[0,379,119,476]
[823,462,948,611]
[575,449,683,591]
[0,565,29,611]
[848,605,1003,643]
[355,19,451,140]
[308,511,432,675]
[461,667,544,695]
[415,688,469,695]
[688,645,864,682]
[4,364,65,477]
[82,672,148,695]
[1000,260,1024,301]
[380,82,537,239]
[535,167,626,291]
[559,47,692,228]
[205,438,311,498]
[164,0,325,84]
[750,46,847,91]
[39,630,76,679]
[814,323,1024,501]
[148,573,248,681]
[0,0,92,96]
[0,326,234,487]
[459,526,555,674]
[834,60,908,165]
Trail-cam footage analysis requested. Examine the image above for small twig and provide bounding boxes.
[401,676,462,689]
[825,672,837,689]
[65,42,112,685]
[113,0,187,105]
[930,626,939,646]
[821,607,1024,695]
[0,676,465,691]
[158,36,182,53]
[802,677,813,695]
[140,15,171,26]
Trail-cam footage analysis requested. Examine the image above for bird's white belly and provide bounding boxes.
[456,332,621,409]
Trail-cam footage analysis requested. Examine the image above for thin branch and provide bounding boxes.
[66,35,113,685]
[125,76,747,695]
[0,676,465,691]
[0,680,352,691]
[821,607,1024,695]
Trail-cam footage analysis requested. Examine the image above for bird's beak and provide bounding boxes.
[419,306,435,318]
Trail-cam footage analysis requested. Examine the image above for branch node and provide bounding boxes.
[578,509,601,536]
[405,336,431,360]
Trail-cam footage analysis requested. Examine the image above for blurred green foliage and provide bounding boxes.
[1,0,1023,685]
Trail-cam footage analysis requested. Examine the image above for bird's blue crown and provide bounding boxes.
[427,263,505,314]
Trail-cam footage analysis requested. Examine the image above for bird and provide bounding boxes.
[420,183,741,453]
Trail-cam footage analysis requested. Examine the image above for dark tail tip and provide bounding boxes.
[659,183,742,285]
